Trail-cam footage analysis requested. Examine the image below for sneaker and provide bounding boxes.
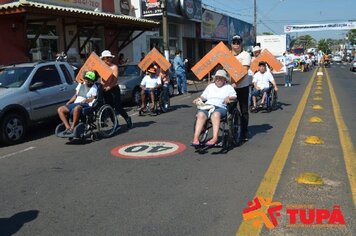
[126,117,133,129]
[288,83,292,87]
[284,83,288,87]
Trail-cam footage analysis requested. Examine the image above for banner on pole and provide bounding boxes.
[284,22,356,33]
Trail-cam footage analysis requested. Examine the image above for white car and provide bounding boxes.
[332,55,342,63]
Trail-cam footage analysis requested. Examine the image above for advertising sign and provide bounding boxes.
[28,0,102,11]
[229,17,254,47]
[142,0,162,16]
[256,34,287,57]
[142,0,201,20]
[201,9,228,40]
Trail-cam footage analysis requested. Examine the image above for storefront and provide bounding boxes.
[136,0,202,62]
[0,0,159,65]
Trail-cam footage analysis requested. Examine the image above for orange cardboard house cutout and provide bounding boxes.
[138,48,171,72]
[250,49,283,73]
[191,42,247,83]
[75,52,113,86]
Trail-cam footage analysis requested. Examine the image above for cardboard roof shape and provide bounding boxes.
[191,42,247,83]
[250,49,284,73]
[75,52,113,84]
[138,48,171,72]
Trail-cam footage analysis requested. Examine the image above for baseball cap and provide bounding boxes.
[100,50,115,58]
[232,34,243,43]
[252,45,262,52]
[84,71,96,81]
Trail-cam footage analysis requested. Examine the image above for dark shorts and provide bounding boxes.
[198,106,227,119]
[252,87,271,97]
[66,103,91,115]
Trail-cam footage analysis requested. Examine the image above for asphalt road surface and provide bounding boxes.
[1,63,355,236]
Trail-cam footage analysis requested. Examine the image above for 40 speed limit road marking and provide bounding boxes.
[111,141,186,159]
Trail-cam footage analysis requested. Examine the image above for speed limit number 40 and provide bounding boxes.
[111,141,186,159]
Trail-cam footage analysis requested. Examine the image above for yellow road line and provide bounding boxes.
[236,69,318,236]
[324,67,356,207]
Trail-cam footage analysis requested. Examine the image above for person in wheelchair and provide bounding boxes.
[251,62,278,112]
[139,66,162,111]
[57,71,98,137]
[192,69,237,146]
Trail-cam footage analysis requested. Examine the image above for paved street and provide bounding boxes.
[1,64,356,235]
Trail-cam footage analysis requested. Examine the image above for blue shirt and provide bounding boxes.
[173,55,185,74]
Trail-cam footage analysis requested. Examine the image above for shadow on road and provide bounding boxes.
[0,210,39,236]
[249,123,273,138]
[169,104,192,112]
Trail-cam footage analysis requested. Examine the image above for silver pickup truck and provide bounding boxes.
[0,61,77,145]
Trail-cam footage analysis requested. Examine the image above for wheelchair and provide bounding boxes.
[250,86,277,113]
[139,86,170,116]
[55,83,118,141]
[193,102,241,150]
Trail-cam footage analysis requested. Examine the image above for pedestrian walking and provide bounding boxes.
[100,50,133,129]
[173,49,188,95]
[230,34,251,143]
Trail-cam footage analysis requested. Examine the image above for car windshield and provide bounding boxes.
[0,67,33,88]
[118,65,140,77]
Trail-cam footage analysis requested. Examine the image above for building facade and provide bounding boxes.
[0,0,159,65]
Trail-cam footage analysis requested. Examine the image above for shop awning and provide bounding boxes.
[0,0,160,30]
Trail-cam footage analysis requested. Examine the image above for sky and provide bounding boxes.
[203,0,356,41]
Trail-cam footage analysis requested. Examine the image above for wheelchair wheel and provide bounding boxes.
[228,109,241,145]
[159,93,170,113]
[269,90,278,111]
[96,104,117,138]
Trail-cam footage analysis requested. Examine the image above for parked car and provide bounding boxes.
[0,61,77,145]
[350,57,356,72]
[118,63,175,105]
[332,55,342,63]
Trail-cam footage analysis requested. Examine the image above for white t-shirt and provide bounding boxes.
[235,51,251,88]
[74,83,98,106]
[252,71,275,90]
[140,75,162,89]
[201,83,237,110]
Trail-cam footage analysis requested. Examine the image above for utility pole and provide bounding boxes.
[161,0,169,60]
[253,0,257,42]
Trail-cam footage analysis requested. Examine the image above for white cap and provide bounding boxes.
[252,46,262,52]
[213,69,228,79]
[100,50,115,58]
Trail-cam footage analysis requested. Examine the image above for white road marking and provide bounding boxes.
[0,147,35,160]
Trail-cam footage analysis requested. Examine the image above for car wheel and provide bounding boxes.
[1,113,27,145]
[132,87,141,106]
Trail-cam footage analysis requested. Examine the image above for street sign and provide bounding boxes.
[191,41,247,83]
[250,49,283,73]
[111,141,186,159]
[75,52,113,84]
[138,48,171,72]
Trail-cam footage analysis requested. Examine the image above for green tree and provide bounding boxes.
[318,39,331,54]
[346,29,356,45]
[293,35,317,49]
[262,32,274,35]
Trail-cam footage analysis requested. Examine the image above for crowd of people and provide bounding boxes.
[56,34,305,147]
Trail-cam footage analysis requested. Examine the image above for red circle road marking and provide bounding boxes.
[111,140,186,159]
